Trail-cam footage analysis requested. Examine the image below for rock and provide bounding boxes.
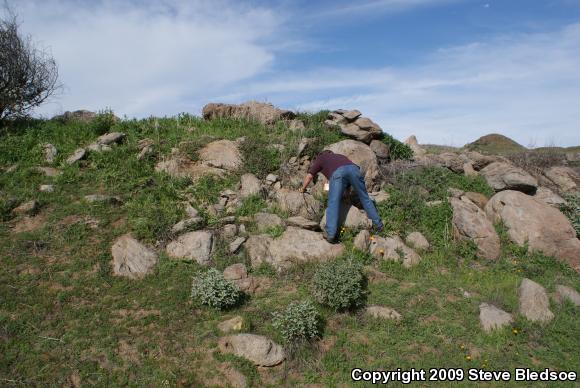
[450,196,500,260]
[319,200,372,230]
[223,263,248,281]
[404,135,427,158]
[342,109,362,121]
[340,123,374,144]
[137,138,154,150]
[369,191,390,203]
[219,363,247,388]
[405,232,429,250]
[438,153,465,173]
[288,119,306,131]
[369,140,390,159]
[354,230,370,251]
[96,132,126,145]
[239,173,262,198]
[265,174,278,184]
[111,234,158,279]
[426,200,443,207]
[448,187,465,198]
[155,154,225,181]
[36,167,61,177]
[296,137,311,157]
[221,224,238,239]
[274,189,321,219]
[86,143,112,152]
[184,203,200,218]
[218,316,244,333]
[229,237,247,254]
[286,216,320,231]
[84,194,122,205]
[325,140,379,190]
[464,151,496,170]
[197,140,242,171]
[220,216,237,224]
[479,303,513,332]
[166,231,214,264]
[202,101,295,126]
[254,212,284,233]
[137,146,153,160]
[52,110,97,122]
[544,166,578,193]
[480,162,538,194]
[485,190,580,271]
[39,184,54,193]
[519,278,554,323]
[555,285,580,307]
[171,217,203,234]
[218,334,285,367]
[369,236,421,268]
[43,144,57,163]
[463,162,478,177]
[463,192,488,209]
[246,227,344,271]
[533,187,566,207]
[66,148,86,164]
[365,306,402,321]
[12,200,39,216]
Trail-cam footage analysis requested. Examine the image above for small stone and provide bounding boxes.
[479,303,513,332]
[220,216,236,224]
[265,174,278,183]
[288,119,306,131]
[84,194,122,205]
[229,237,247,254]
[555,285,580,307]
[342,109,362,121]
[137,138,154,150]
[426,200,443,207]
[354,230,370,251]
[405,232,429,250]
[369,191,390,203]
[111,234,158,279]
[519,278,554,323]
[36,167,62,177]
[448,187,465,198]
[12,200,39,215]
[218,334,285,367]
[166,231,214,264]
[218,316,244,333]
[223,263,247,281]
[171,217,202,234]
[43,144,57,163]
[286,216,320,230]
[222,224,238,239]
[97,132,126,145]
[87,143,112,152]
[184,203,199,218]
[238,224,247,235]
[39,184,54,193]
[66,148,86,164]
[365,306,402,321]
[240,173,262,198]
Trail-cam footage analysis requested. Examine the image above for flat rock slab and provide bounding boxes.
[229,237,247,254]
[365,306,402,321]
[198,140,242,171]
[155,155,226,181]
[286,216,320,231]
[519,278,554,323]
[479,303,513,332]
[218,334,285,367]
[485,190,580,272]
[96,132,126,145]
[111,234,158,279]
[166,231,213,264]
[66,148,86,164]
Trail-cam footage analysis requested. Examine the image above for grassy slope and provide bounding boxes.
[1,115,579,387]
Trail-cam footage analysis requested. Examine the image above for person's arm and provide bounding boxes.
[299,173,314,192]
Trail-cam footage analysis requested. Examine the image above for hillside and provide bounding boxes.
[1,104,579,386]
[466,134,526,155]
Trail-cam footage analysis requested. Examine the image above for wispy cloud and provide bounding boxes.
[314,0,459,18]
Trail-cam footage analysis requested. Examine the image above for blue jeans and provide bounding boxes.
[326,164,383,240]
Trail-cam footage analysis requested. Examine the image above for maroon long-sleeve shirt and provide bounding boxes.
[308,152,355,180]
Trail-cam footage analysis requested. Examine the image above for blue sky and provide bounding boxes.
[10,0,580,146]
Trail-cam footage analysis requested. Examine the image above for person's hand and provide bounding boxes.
[298,187,305,193]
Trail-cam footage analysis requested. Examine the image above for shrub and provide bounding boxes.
[89,109,118,135]
[311,259,365,311]
[191,268,241,310]
[560,193,580,237]
[235,194,266,217]
[272,300,320,344]
[240,136,281,178]
[381,133,413,161]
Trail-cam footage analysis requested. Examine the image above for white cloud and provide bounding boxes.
[13,0,281,117]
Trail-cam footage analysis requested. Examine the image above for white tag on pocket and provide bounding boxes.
[324,183,329,192]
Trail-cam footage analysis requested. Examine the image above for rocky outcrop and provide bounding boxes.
[245,227,344,271]
[155,154,226,181]
[324,140,379,190]
[253,212,284,233]
[239,173,262,198]
[480,162,538,194]
[218,334,285,367]
[404,135,427,159]
[52,110,98,122]
[166,231,214,264]
[533,187,566,207]
[202,101,295,126]
[485,190,580,271]
[450,196,500,260]
[324,110,382,144]
[519,278,554,323]
[544,166,579,193]
[369,235,421,268]
[274,189,321,219]
[197,140,242,171]
[479,303,513,332]
[111,234,158,279]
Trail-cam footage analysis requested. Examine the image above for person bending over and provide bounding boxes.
[299,150,383,243]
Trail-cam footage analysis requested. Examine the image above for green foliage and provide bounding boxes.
[191,268,242,310]
[560,193,580,237]
[235,194,266,217]
[265,225,285,238]
[272,300,320,344]
[189,175,236,207]
[381,133,413,160]
[240,135,281,178]
[311,259,365,311]
[89,109,118,135]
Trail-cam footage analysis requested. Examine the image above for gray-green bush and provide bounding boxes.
[191,268,241,310]
[272,300,320,344]
[311,259,365,311]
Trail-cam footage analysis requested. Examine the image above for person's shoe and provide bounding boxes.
[372,224,383,233]
[322,230,338,244]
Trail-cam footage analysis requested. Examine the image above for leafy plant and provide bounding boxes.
[311,259,365,311]
[191,268,242,310]
[235,194,266,217]
[90,109,118,135]
[272,300,321,344]
[240,136,281,178]
[560,193,580,237]
[381,133,413,161]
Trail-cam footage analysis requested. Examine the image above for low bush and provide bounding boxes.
[560,193,580,237]
[381,133,413,161]
[272,300,320,344]
[191,268,242,310]
[240,136,281,178]
[311,259,365,311]
[90,109,118,135]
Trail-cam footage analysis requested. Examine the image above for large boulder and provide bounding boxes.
[166,231,214,264]
[274,189,321,219]
[480,162,538,194]
[202,101,295,126]
[111,234,158,279]
[245,227,344,271]
[324,140,379,190]
[485,190,580,272]
[404,135,427,159]
[544,166,579,193]
[218,334,285,367]
[239,173,262,198]
[253,212,284,233]
[319,200,372,230]
[533,187,566,207]
[197,140,242,171]
[479,303,513,332]
[450,196,500,260]
[370,139,390,159]
[52,110,97,122]
[155,154,226,181]
[324,110,382,144]
[519,278,554,323]
[405,232,430,250]
[369,235,421,268]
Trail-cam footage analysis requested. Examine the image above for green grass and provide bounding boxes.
[1,115,579,386]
